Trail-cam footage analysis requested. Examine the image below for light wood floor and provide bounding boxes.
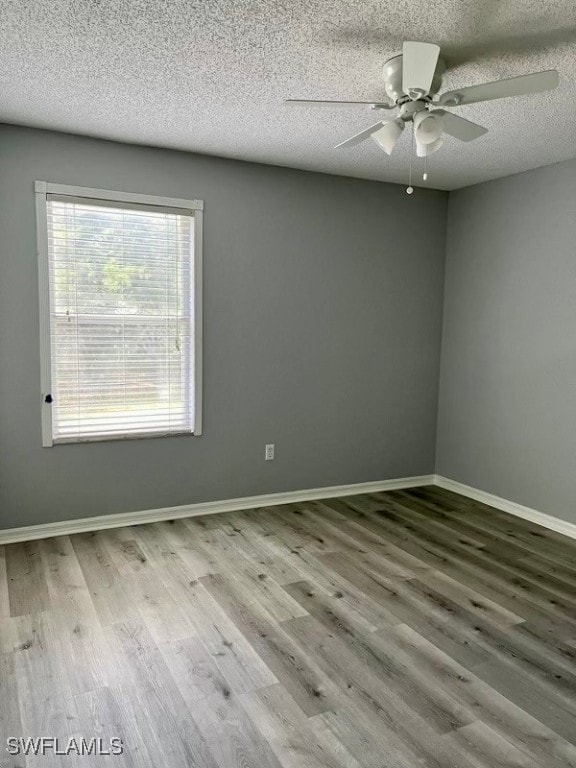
[2,486,576,768]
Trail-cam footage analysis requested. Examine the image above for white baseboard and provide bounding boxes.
[5,472,574,545]
[435,475,576,541]
[0,474,435,545]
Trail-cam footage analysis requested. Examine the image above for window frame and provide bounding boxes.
[35,181,204,447]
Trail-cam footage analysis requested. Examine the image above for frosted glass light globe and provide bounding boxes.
[414,111,444,145]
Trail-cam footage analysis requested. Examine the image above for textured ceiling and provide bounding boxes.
[1,0,575,190]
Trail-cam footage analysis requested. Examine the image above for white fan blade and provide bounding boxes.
[370,120,405,155]
[432,109,487,141]
[335,120,391,148]
[285,99,393,109]
[416,137,444,157]
[402,41,441,98]
[438,69,559,107]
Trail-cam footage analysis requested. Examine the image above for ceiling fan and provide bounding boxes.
[286,42,559,162]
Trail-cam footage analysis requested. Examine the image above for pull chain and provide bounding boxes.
[407,123,414,194]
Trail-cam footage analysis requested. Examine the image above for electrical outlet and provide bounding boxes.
[265,444,275,461]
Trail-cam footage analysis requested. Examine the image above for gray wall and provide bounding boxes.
[436,159,576,525]
[0,125,448,529]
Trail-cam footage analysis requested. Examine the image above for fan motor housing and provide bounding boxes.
[383,54,445,103]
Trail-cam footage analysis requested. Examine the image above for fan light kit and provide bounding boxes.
[286,41,559,191]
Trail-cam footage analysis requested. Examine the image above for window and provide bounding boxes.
[35,182,203,445]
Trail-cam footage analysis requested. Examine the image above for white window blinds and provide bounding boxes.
[44,193,198,443]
